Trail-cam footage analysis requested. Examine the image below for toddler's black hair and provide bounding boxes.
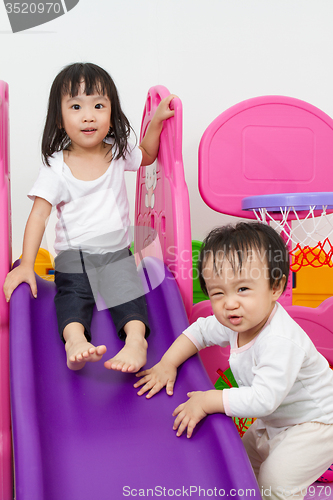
[41,62,133,166]
[198,222,290,295]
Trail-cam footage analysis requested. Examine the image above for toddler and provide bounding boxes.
[135,222,333,500]
[4,62,175,373]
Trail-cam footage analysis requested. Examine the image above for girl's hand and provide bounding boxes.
[139,94,178,166]
[172,391,208,439]
[152,95,177,125]
[3,264,37,302]
[134,360,177,398]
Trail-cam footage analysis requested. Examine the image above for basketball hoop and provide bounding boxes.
[242,193,333,272]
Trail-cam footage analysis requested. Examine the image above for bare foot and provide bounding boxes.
[104,335,148,373]
[65,339,107,371]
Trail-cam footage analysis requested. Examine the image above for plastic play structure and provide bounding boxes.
[0,81,12,500]
[1,82,333,497]
[1,85,261,500]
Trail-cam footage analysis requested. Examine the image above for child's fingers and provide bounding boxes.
[145,383,163,399]
[156,95,176,119]
[4,281,17,302]
[136,381,152,396]
[173,412,189,437]
[138,381,162,399]
[4,269,38,301]
[135,368,151,378]
[135,377,160,397]
[29,279,38,299]
[167,93,178,103]
[3,274,16,301]
[186,421,195,439]
[3,284,11,302]
[133,374,150,388]
[166,379,175,396]
[166,96,175,116]
[173,408,196,438]
[135,382,152,395]
[172,402,185,417]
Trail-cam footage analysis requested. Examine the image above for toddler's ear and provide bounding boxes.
[272,275,286,300]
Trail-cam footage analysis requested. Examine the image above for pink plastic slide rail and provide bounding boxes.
[135,86,193,317]
[0,81,13,499]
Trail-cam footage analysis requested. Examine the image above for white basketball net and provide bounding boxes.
[252,205,333,271]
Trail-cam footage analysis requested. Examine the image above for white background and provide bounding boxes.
[1,0,333,260]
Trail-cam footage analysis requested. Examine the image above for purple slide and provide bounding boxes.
[10,257,260,500]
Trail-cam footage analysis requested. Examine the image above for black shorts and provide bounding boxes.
[54,248,150,343]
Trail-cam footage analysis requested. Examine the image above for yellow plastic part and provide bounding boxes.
[20,248,55,279]
[34,248,54,276]
[292,248,333,307]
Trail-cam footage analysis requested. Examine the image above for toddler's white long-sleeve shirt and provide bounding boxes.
[184,303,333,438]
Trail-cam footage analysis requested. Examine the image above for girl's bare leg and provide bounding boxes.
[63,322,107,371]
[104,320,147,373]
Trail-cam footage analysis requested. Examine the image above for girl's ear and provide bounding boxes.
[272,275,286,300]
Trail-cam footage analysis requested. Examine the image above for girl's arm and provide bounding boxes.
[3,196,52,301]
[134,333,199,398]
[139,95,176,166]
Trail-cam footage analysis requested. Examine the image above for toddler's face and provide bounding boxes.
[61,81,111,151]
[203,249,284,341]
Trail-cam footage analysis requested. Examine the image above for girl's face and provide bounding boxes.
[60,81,111,152]
[203,250,285,342]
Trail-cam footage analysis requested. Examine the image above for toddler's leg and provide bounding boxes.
[242,421,265,479]
[257,422,333,500]
[104,320,147,373]
[63,322,107,371]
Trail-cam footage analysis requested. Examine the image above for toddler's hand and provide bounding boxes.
[134,360,177,398]
[172,391,208,439]
[3,264,37,302]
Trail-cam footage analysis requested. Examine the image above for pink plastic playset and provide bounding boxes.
[0,83,333,497]
[0,80,12,500]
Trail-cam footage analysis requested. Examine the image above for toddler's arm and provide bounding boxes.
[134,333,198,398]
[139,94,176,166]
[3,197,52,301]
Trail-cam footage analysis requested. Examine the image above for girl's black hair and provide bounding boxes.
[198,222,290,295]
[41,62,134,166]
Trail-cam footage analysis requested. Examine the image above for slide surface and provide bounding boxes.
[10,258,260,500]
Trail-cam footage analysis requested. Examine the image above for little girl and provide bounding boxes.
[4,62,175,373]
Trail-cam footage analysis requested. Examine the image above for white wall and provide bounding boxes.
[1,0,333,260]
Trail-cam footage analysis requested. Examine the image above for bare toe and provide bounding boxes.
[66,341,107,371]
[104,338,147,373]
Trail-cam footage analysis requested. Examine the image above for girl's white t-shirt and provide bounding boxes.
[28,144,142,254]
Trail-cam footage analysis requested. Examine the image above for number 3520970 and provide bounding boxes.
[5,3,62,14]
